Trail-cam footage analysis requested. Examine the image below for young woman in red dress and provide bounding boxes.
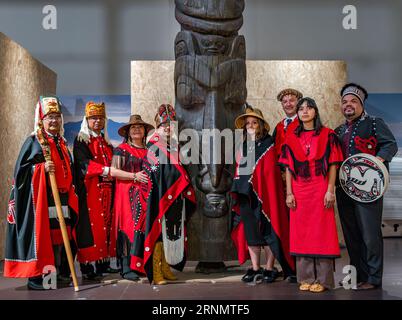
[279,97,343,292]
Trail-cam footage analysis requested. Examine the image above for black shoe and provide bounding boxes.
[122,271,140,281]
[57,274,71,284]
[103,266,120,274]
[80,263,99,280]
[83,270,100,280]
[287,275,298,283]
[27,277,45,290]
[95,261,119,275]
[241,268,263,283]
[263,267,279,283]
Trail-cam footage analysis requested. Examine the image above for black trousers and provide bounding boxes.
[55,241,77,277]
[239,195,269,246]
[336,188,383,286]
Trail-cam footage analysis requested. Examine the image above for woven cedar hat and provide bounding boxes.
[235,105,270,132]
[276,88,303,102]
[118,114,154,137]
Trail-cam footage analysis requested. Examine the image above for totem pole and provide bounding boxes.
[174,0,247,272]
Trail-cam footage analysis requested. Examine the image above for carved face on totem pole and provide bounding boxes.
[174,0,247,218]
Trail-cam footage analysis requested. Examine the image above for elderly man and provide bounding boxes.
[73,101,119,279]
[4,96,79,290]
[335,83,398,290]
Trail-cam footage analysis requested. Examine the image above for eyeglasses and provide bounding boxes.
[43,115,62,121]
[88,117,105,121]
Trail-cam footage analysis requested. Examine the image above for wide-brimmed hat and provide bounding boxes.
[235,106,270,132]
[118,114,154,138]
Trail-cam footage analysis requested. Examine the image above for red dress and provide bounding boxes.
[279,127,343,258]
[112,143,151,274]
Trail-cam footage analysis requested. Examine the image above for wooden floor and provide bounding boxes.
[1,238,401,300]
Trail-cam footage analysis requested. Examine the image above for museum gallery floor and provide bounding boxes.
[0,238,401,300]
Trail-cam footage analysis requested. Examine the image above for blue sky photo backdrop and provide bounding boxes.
[61,94,401,157]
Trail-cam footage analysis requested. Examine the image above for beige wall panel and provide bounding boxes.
[0,32,57,260]
[246,61,347,131]
[131,61,175,125]
[132,60,347,129]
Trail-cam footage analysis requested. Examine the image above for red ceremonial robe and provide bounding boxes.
[73,134,116,263]
[112,143,151,274]
[273,118,299,158]
[230,134,295,276]
[4,134,78,278]
[138,133,196,283]
[279,127,343,258]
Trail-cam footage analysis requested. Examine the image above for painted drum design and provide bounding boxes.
[339,153,390,203]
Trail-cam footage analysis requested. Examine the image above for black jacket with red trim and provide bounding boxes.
[139,133,196,283]
[4,135,78,278]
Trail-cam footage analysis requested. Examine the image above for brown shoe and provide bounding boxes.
[309,283,326,293]
[299,282,312,291]
[354,282,378,290]
[160,245,178,281]
[152,242,167,285]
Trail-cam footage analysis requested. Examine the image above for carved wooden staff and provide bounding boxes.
[37,128,80,292]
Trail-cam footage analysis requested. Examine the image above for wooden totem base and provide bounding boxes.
[195,262,227,274]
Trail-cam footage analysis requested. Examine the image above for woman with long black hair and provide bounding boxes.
[112,115,154,281]
[279,97,343,292]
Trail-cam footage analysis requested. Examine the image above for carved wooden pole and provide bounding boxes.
[174,0,247,272]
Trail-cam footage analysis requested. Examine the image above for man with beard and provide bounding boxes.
[335,83,397,290]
